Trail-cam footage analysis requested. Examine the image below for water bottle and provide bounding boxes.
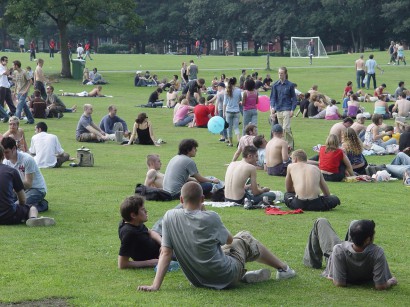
[244,198,252,209]
[154,260,180,272]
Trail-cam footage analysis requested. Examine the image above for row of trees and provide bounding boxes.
[1,0,409,77]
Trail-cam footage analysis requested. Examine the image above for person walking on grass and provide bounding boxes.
[138,181,296,291]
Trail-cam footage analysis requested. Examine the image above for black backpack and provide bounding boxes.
[134,184,173,201]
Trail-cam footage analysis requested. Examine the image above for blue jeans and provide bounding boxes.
[391,152,410,165]
[174,115,193,126]
[356,70,365,88]
[226,112,240,138]
[366,73,376,90]
[0,104,9,119]
[386,165,410,179]
[16,93,34,123]
[245,190,276,204]
[218,109,227,138]
[242,108,257,134]
[380,137,396,148]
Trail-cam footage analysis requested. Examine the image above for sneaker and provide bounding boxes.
[242,269,271,283]
[26,217,56,227]
[276,265,296,280]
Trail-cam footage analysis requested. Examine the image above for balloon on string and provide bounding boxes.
[207,116,225,134]
[257,96,271,112]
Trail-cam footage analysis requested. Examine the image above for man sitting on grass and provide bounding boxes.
[118,195,161,269]
[265,124,291,176]
[144,154,164,189]
[285,149,340,211]
[0,144,55,226]
[304,218,397,290]
[138,182,296,291]
[76,104,109,142]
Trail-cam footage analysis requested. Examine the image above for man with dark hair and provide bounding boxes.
[0,56,16,120]
[303,218,397,290]
[1,137,49,212]
[392,92,410,118]
[118,195,161,269]
[232,124,257,162]
[0,145,55,226]
[163,139,219,199]
[329,117,354,145]
[365,54,384,90]
[29,122,72,168]
[182,78,205,106]
[138,182,295,291]
[393,81,406,99]
[225,145,276,205]
[253,135,267,170]
[186,59,198,81]
[45,85,76,117]
[266,124,291,176]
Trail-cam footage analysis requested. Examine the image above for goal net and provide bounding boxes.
[290,37,328,58]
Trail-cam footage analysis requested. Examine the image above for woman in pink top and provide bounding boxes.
[325,99,341,120]
[242,79,258,134]
[173,99,194,127]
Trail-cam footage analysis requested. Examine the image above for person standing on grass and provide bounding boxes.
[138,181,296,291]
[49,39,55,58]
[0,56,16,119]
[304,218,397,290]
[0,145,55,227]
[118,195,161,269]
[34,59,48,99]
[365,54,384,90]
[12,60,35,125]
[355,54,365,89]
[270,67,297,149]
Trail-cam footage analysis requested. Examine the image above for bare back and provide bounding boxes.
[286,163,322,199]
[145,169,164,189]
[395,99,410,117]
[224,160,255,200]
[265,137,288,167]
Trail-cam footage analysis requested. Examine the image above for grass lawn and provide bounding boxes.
[0,51,409,306]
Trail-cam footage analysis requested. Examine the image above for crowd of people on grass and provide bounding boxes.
[2,53,408,293]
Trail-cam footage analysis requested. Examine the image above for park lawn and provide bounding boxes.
[0,51,408,306]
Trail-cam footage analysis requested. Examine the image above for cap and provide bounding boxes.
[218,82,225,88]
[356,113,365,119]
[272,124,283,133]
[136,70,142,74]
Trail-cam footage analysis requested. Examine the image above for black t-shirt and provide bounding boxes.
[148,91,159,103]
[399,131,410,152]
[118,221,160,261]
[255,80,263,89]
[308,101,319,117]
[263,78,273,87]
[300,98,310,117]
[0,164,24,221]
[182,80,199,95]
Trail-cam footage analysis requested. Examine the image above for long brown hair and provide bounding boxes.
[226,77,237,97]
[136,113,147,124]
[342,128,363,155]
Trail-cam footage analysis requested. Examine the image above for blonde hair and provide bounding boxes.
[8,116,20,125]
[342,128,363,155]
[324,134,340,153]
[181,99,189,105]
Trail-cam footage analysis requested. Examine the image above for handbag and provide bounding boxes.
[77,147,94,167]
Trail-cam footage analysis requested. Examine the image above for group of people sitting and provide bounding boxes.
[83,67,108,85]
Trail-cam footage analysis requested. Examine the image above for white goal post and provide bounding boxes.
[290,36,328,58]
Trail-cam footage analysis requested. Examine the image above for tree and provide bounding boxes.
[4,0,141,77]
[382,1,410,39]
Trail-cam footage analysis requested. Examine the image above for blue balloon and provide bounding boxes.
[207,116,225,134]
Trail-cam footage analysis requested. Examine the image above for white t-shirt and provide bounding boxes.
[3,151,47,193]
[77,46,84,57]
[0,64,10,88]
[29,132,64,168]
[325,105,339,117]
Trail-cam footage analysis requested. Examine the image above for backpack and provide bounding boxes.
[77,147,94,167]
[134,184,172,201]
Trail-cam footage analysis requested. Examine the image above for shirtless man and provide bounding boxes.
[265,124,290,176]
[392,93,410,118]
[88,85,103,97]
[144,154,164,189]
[355,54,365,89]
[232,124,257,162]
[225,146,276,205]
[329,117,354,145]
[285,149,340,211]
[34,59,47,99]
[351,114,366,141]
[284,149,340,211]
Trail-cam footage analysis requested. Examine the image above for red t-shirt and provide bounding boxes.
[319,146,343,173]
[374,88,383,97]
[194,104,210,127]
[344,86,352,96]
[49,40,55,49]
[207,104,215,117]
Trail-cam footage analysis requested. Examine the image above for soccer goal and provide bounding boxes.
[290,37,328,58]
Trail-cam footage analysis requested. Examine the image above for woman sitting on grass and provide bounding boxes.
[2,116,28,152]
[347,94,361,118]
[341,128,367,175]
[166,86,178,108]
[319,134,354,181]
[364,114,397,150]
[126,113,158,146]
[173,99,194,127]
[325,99,341,120]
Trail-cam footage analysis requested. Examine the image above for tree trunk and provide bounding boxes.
[58,21,71,78]
[350,30,357,53]
[279,34,284,56]
[253,42,259,56]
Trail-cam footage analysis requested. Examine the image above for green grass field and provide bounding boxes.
[0,51,409,306]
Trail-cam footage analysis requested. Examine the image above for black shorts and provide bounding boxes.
[0,204,30,225]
